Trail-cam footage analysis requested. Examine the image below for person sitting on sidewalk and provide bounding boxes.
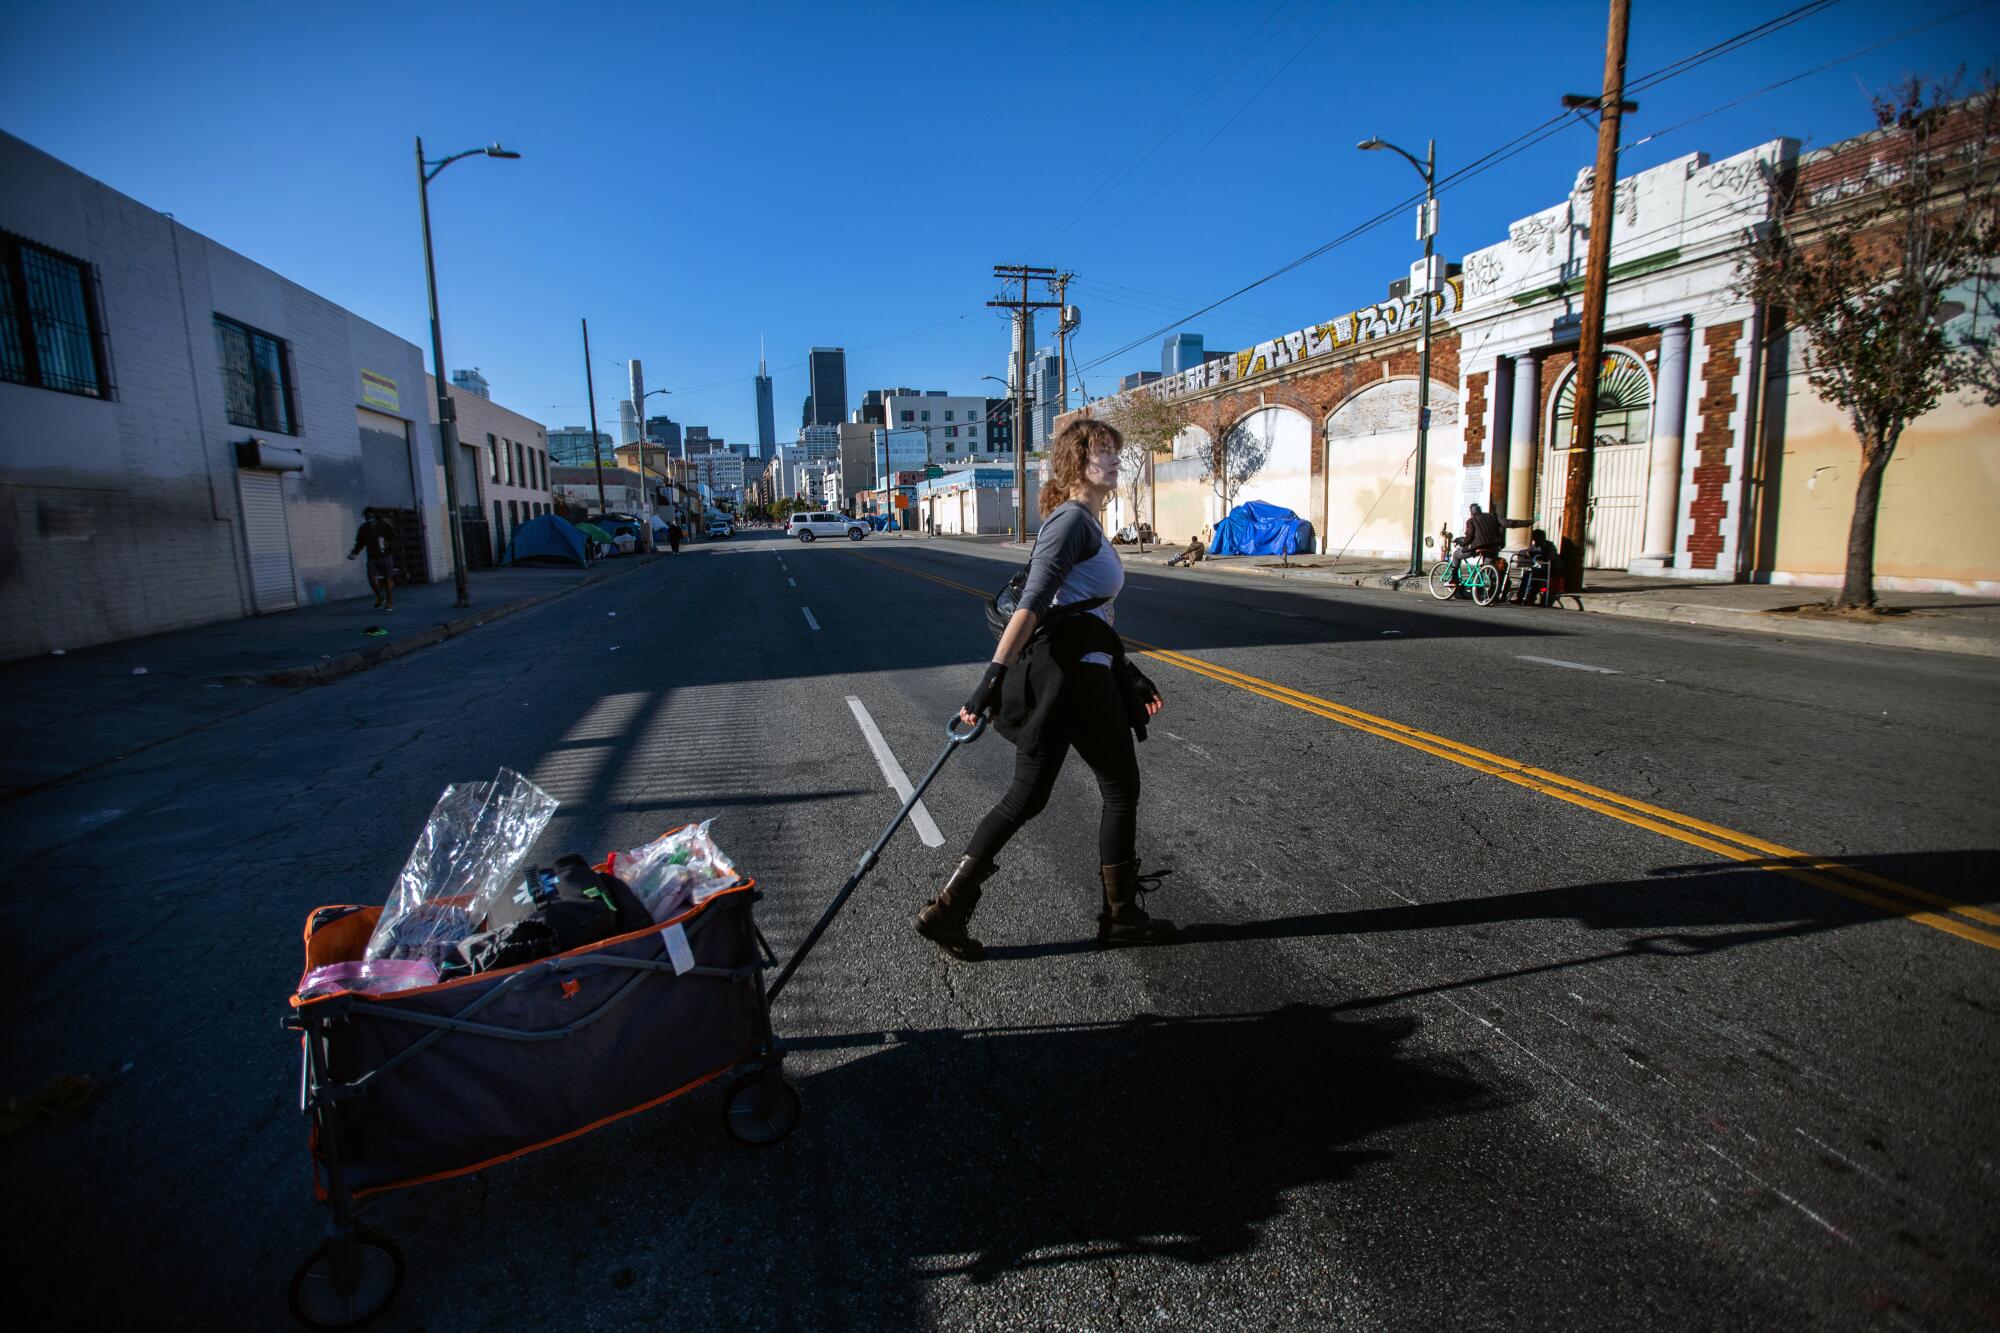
[1511,528,1558,606]
[347,507,397,610]
[1166,534,1207,568]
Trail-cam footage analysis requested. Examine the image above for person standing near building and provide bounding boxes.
[916,417,1172,961]
[667,519,683,554]
[347,507,397,610]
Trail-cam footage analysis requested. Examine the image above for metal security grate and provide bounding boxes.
[2,231,107,398]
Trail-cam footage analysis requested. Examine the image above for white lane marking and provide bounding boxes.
[788,577,796,587]
[801,606,820,632]
[846,697,944,847]
[1253,607,1304,619]
[1517,655,1619,674]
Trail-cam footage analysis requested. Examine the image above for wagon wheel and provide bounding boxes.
[724,1071,801,1146]
[289,1225,404,1329]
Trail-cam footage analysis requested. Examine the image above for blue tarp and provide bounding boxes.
[502,513,590,567]
[1209,500,1310,556]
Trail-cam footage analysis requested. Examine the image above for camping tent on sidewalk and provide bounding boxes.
[501,514,591,567]
[1209,500,1311,556]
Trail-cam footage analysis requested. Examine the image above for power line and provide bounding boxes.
[1075,0,1855,375]
[1028,0,1314,254]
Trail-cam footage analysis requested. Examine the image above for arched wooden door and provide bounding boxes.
[1538,349,1653,568]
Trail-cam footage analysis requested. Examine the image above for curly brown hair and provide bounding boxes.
[1039,416,1122,517]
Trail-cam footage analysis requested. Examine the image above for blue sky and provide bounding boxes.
[3,0,1993,443]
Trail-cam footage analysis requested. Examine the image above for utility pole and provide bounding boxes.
[581,318,608,516]
[987,264,1061,542]
[1051,271,1075,415]
[1558,0,1635,594]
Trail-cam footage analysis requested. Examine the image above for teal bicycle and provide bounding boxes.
[1426,531,1503,606]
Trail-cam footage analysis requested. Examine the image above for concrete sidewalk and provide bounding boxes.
[1112,544,2000,658]
[0,553,671,799]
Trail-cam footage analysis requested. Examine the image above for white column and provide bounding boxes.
[1633,317,1691,570]
[1508,357,1538,529]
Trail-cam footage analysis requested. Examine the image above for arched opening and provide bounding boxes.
[1539,348,1653,568]
[1322,377,1460,559]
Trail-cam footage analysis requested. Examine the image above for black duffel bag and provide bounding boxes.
[457,854,651,976]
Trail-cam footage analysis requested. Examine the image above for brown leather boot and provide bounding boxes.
[1098,859,1177,948]
[916,855,997,960]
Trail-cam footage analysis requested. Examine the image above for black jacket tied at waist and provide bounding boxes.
[995,613,1158,753]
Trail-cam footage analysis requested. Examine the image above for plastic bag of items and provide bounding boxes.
[608,820,742,923]
[360,768,559,973]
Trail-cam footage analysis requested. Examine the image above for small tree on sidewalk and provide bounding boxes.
[1741,74,2000,611]
[1095,389,1188,550]
[1187,398,1269,535]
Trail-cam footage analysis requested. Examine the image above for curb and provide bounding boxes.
[244,556,662,686]
[1561,595,2000,658]
[1135,554,1996,658]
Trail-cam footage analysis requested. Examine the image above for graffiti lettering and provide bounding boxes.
[1136,280,1464,405]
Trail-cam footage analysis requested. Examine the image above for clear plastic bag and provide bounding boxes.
[364,769,559,965]
[297,958,439,1000]
[611,820,742,923]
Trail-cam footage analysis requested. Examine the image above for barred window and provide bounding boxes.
[2,231,108,398]
[214,315,295,433]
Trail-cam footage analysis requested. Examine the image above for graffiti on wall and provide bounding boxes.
[1141,279,1465,404]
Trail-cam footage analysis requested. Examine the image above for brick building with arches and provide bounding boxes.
[1067,114,1998,594]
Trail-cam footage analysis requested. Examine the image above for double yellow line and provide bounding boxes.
[848,550,2000,951]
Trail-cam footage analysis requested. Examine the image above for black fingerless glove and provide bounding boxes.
[964,662,1007,718]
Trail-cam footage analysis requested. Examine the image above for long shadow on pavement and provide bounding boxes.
[978,849,2000,966]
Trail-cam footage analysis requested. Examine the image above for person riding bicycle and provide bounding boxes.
[1463,503,1505,559]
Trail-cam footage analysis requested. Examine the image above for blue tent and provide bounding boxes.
[1209,500,1311,556]
[501,513,590,567]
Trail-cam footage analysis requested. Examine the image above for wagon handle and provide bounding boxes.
[767,712,979,1004]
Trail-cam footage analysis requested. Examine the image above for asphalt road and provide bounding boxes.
[4,528,1996,1331]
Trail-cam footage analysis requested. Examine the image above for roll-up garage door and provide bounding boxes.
[237,469,298,612]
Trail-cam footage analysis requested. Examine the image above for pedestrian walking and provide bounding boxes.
[347,507,397,610]
[667,520,683,554]
[916,416,1173,960]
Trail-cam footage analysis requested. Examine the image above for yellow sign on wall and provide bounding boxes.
[360,370,399,412]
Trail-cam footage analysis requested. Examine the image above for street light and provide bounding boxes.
[1358,135,1437,580]
[635,386,671,529]
[417,137,520,607]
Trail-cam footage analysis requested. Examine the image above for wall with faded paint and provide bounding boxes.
[1323,379,1463,559]
[1230,406,1314,522]
[1764,385,2000,593]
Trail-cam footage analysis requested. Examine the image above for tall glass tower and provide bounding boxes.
[755,337,777,459]
[807,347,847,427]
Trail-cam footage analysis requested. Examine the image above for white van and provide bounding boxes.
[787,511,867,542]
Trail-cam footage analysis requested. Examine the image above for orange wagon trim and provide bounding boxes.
[313,1061,741,1202]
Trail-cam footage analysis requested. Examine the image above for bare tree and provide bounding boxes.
[1742,74,2000,610]
[1186,398,1269,522]
[1095,389,1188,548]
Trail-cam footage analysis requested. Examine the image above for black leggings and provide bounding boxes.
[965,664,1140,865]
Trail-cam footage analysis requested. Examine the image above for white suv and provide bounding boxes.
[788,511,867,542]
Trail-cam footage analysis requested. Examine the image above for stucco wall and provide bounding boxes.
[1765,384,2000,592]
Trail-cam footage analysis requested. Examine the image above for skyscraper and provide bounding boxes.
[1161,333,1205,376]
[1007,312,1037,393]
[806,347,847,427]
[450,367,490,399]
[645,415,681,458]
[755,338,776,459]
[1028,347,1061,450]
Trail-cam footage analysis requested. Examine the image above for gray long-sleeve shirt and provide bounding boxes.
[1017,502,1124,665]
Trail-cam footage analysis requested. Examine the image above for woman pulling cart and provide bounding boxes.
[916,417,1175,960]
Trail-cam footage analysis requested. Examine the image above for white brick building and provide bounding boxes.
[0,131,440,660]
